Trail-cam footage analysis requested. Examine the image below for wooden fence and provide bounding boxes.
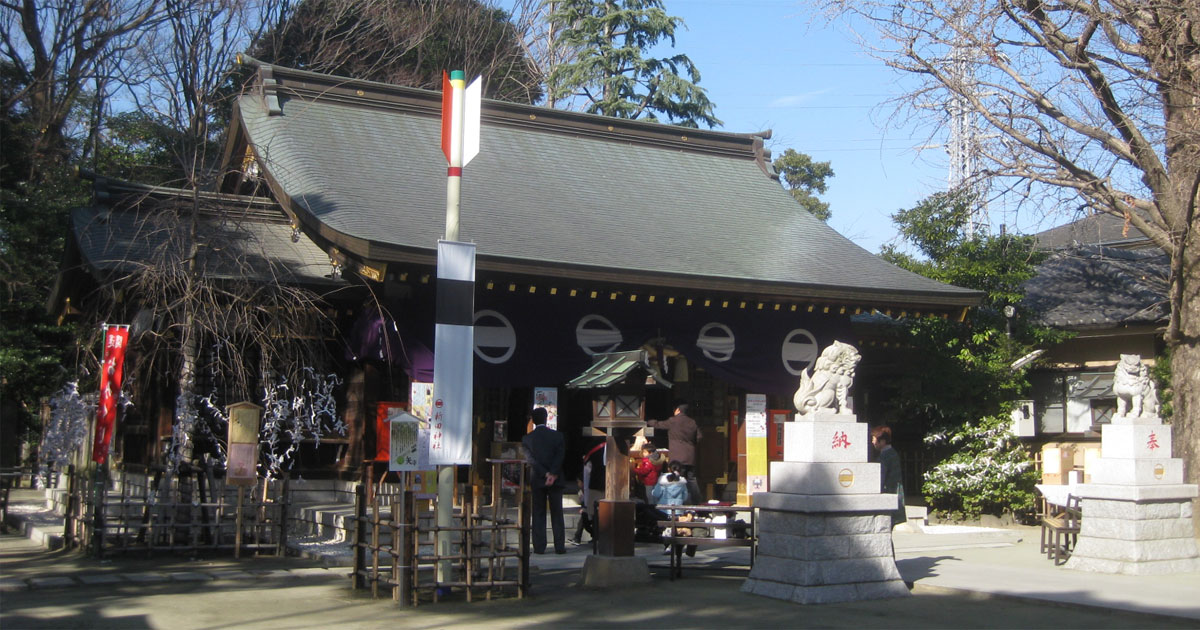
[63,463,287,558]
[352,459,530,605]
[0,466,36,531]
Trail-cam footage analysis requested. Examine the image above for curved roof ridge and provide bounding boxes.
[234,54,772,160]
[226,60,982,311]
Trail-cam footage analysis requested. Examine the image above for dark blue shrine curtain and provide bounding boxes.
[349,285,851,396]
[470,289,849,396]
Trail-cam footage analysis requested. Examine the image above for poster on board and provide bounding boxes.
[533,387,559,430]
[388,411,428,471]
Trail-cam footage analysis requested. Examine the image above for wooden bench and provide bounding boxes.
[656,504,755,579]
[1040,494,1081,566]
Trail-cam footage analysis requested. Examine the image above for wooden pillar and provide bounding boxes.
[603,434,630,501]
[340,365,370,473]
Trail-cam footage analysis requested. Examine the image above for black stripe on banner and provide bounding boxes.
[437,278,475,326]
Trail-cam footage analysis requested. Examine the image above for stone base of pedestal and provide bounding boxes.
[1064,484,1200,575]
[579,555,651,588]
[741,492,909,604]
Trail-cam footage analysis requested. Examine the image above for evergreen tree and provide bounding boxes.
[546,0,719,128]
[879,188,1059,519]
[0,62,83,466]
[772,148,833,221]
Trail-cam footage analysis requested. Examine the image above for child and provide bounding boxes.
[652,460,689,506]
[653,460,696,556]
[632,444,662,504]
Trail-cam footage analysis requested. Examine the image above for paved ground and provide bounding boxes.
[3,489,1199,629]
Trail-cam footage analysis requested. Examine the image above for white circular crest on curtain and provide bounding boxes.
[781,328,819,375]
[473,309,516,364]
[576,314,622,356]
[697,322,735,361]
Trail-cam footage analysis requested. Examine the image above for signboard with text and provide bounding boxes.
[226,401,262,486]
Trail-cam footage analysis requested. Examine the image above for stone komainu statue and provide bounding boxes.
[1113,353,1160,418]
[793,340,861,416]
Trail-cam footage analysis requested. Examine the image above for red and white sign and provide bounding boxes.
[92,325,130,464]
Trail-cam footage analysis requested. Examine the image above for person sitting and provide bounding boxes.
[652,460,689,506]
[653,461,696,557]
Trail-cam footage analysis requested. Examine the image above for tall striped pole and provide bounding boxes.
[435,70,481,590]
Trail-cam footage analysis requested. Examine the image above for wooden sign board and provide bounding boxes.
[226,401,262,487]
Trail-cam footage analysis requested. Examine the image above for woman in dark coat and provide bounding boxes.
[871,425,907,527]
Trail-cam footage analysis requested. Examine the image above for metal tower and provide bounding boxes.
[946,30,988,237]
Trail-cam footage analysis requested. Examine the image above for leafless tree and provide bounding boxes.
[122,0,287,188]
[109,0,341,473]
[77,182,342,472]
[819,0,1200,530]
[508,0,577,107]
[0,0,161,179]
[252,0,541,102]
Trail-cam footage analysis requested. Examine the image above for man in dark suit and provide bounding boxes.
[522,407,566,554]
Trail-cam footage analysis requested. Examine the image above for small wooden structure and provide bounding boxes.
[568,351,668,557]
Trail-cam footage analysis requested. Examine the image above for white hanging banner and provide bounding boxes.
[430,240,476,465]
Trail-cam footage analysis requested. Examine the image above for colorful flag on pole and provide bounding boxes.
[440,70,482,172]
[93,325,130,464]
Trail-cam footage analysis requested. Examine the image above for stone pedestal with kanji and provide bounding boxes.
[742,341,908,604]
[1065,403,1199,575]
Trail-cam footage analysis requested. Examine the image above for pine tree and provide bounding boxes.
[546,0,719,128]
[772,149,834,221]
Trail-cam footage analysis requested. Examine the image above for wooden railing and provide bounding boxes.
[63,464,287,558]
[351,459,530,605]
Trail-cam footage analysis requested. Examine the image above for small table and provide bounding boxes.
[656,504,755,579]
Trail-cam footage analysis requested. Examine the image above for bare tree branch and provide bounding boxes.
[1,0,162,178]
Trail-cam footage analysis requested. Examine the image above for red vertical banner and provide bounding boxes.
[375,402,406,461]
[92,325,130,464]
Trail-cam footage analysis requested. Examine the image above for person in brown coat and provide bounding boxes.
[647,401,702,503]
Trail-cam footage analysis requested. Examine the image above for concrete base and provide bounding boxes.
[579,555,651,588]
[1065,491,1200,575]
[743,574,910,604]
[742,493,909,604]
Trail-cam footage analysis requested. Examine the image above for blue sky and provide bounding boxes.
[655,0,953,253]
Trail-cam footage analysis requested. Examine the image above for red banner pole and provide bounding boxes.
[92,325,130,465]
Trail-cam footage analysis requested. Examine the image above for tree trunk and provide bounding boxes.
[1162,58,1200,535]
[1169,248,1200,536]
